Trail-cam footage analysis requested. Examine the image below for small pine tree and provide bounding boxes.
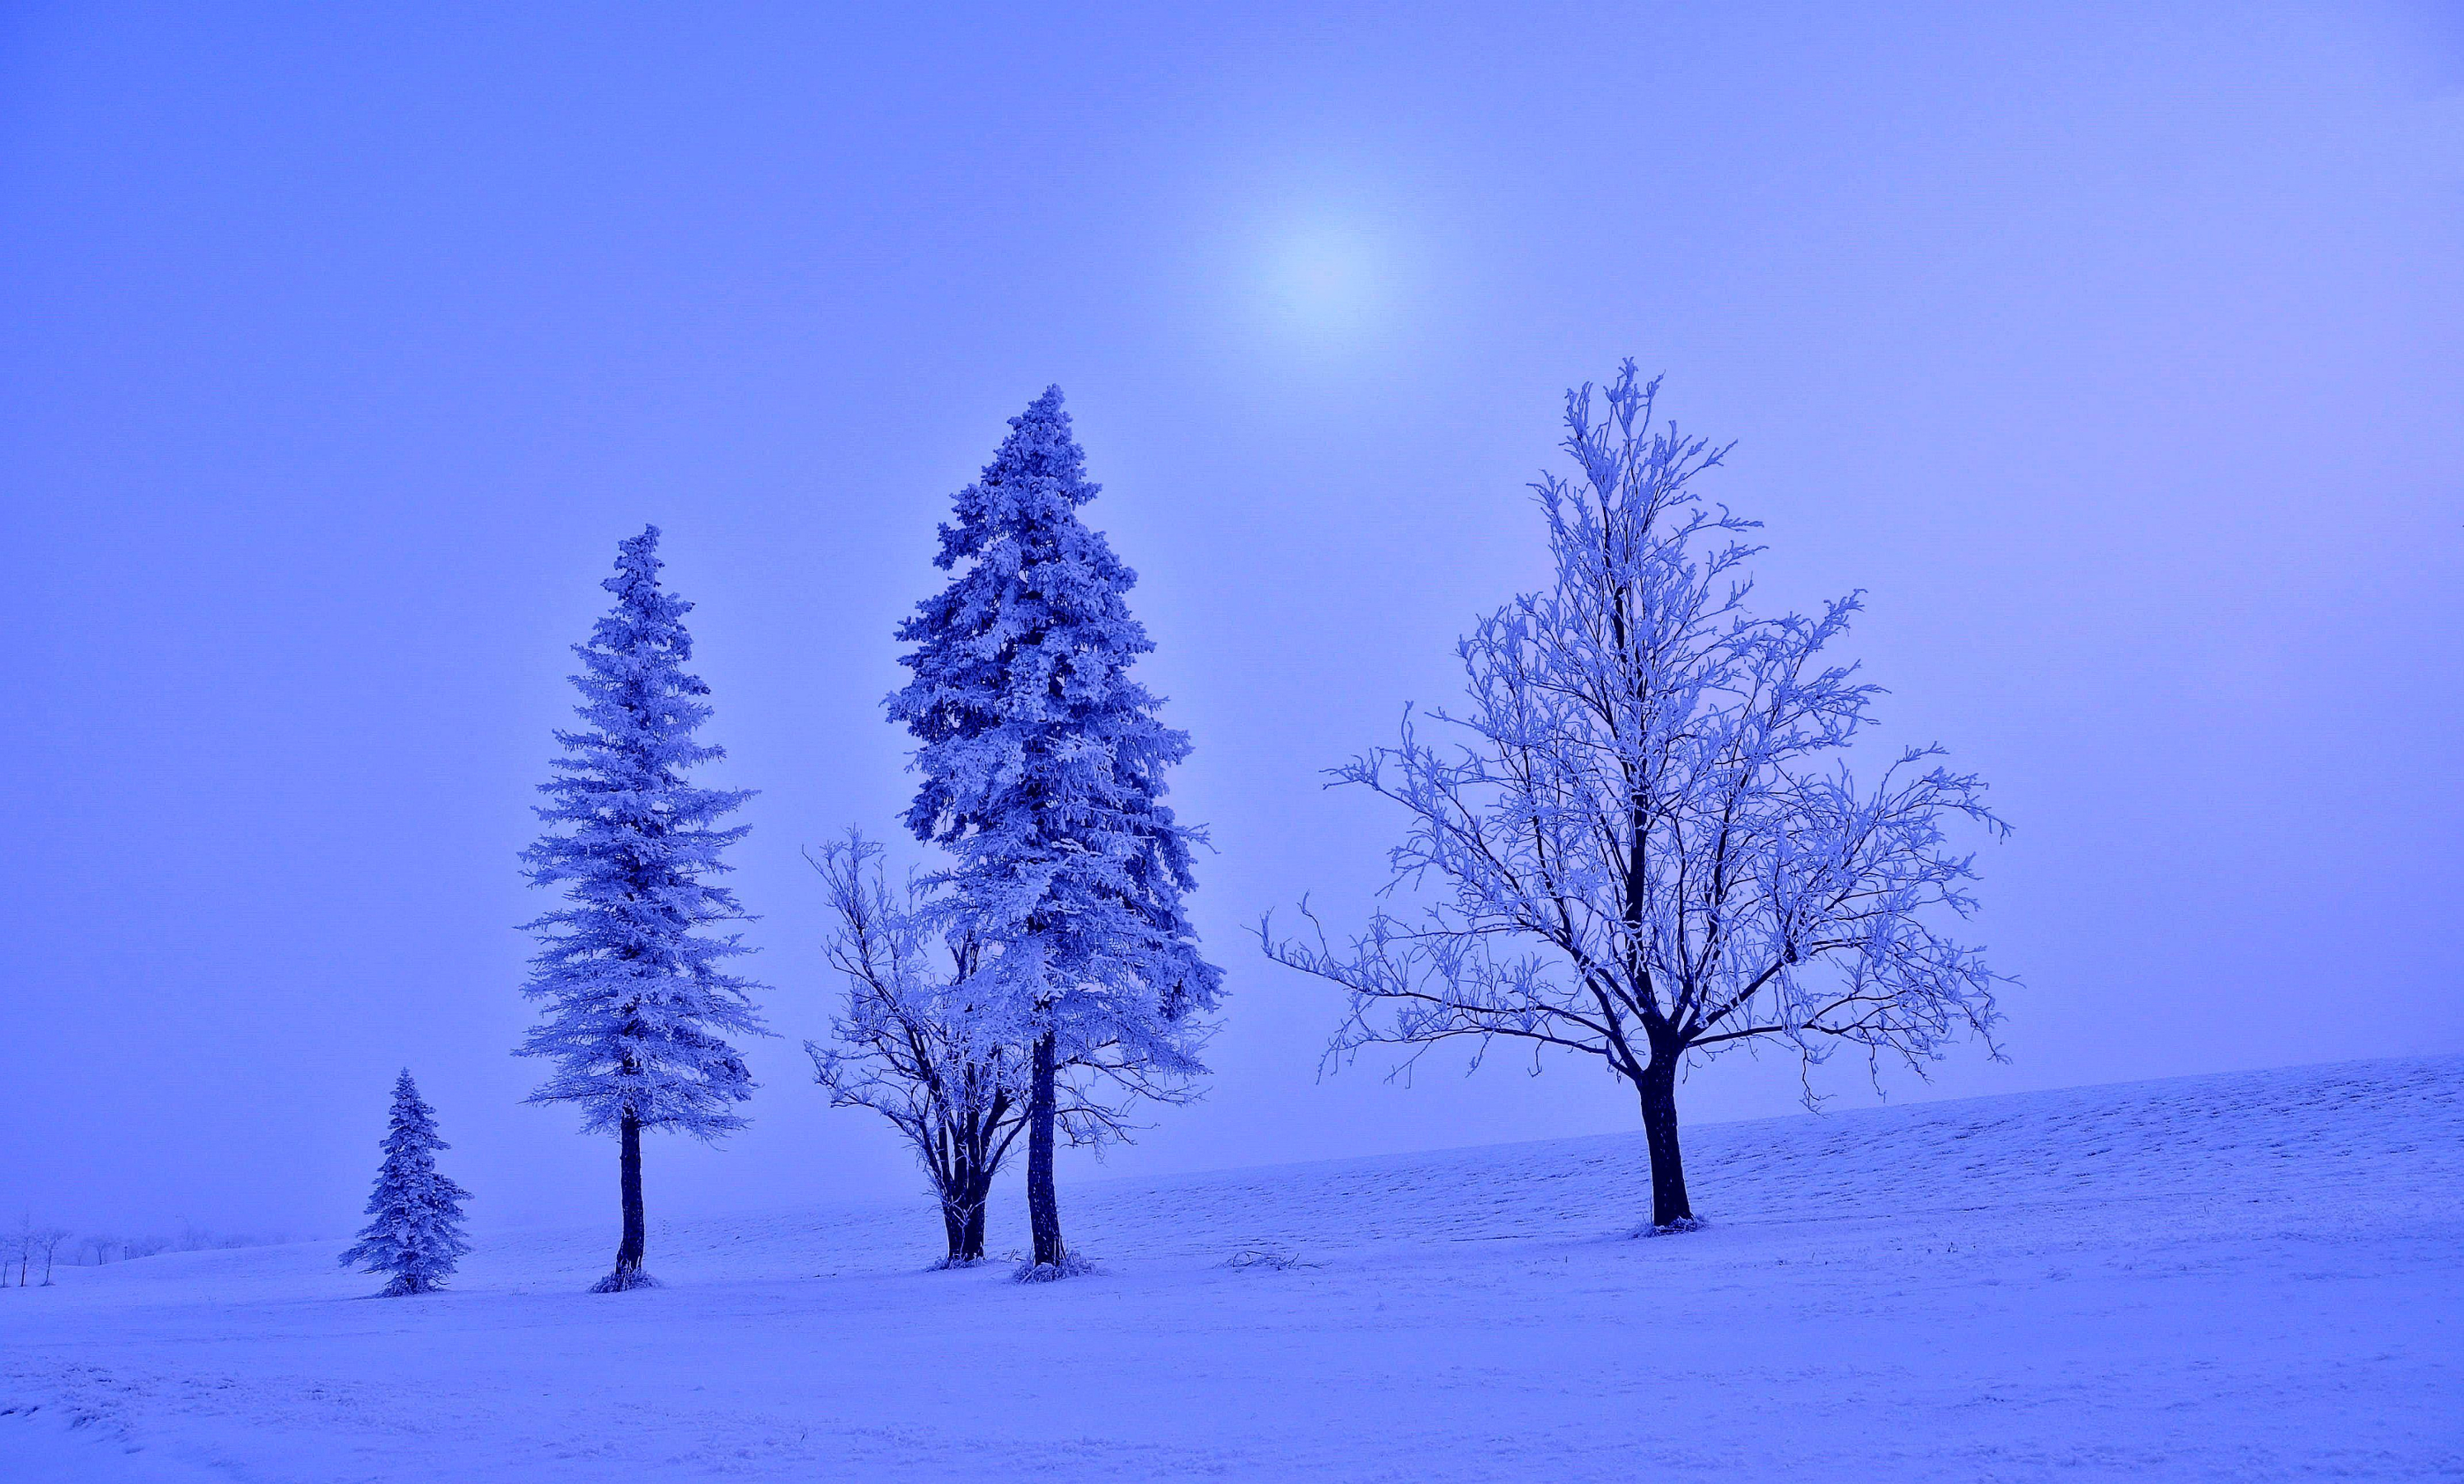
[890,387,1221,1277]
[340,1071,472,1296]
[519,524,766,1293]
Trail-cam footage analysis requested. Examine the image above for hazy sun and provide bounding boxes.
[1262,223,1385,337]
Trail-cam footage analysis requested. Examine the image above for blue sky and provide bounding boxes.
[4,2,2459,1237]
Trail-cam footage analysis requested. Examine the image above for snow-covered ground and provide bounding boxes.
[6,1055,2459,1482]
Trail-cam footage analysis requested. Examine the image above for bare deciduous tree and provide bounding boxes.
[34,1227,69,1285]
[807,833,1182,1265]
[808,832,1025,1266]
[1267,363,2010,1230]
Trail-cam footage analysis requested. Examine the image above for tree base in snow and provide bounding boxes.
[1634,1216,1708,1237]
[1012,1252,1097,1284]
[378,1277,441,1297]
[589,1268,662,1293]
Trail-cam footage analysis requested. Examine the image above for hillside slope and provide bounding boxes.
[6,1055,2460,1482]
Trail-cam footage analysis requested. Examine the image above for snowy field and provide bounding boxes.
[5,1055,2459,1483]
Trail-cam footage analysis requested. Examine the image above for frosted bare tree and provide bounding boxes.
[810,830,1200,1266]
[808,831,1024,1266]
[1267,363,2010,1230]
[33,1228,69,1285]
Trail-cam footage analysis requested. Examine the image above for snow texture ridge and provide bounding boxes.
[3,1054,2457,1482]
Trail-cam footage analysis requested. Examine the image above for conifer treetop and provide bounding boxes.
[519,524,767,1141]
[889,387,1220,1069]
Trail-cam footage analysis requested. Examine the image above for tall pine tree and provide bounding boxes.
[340,1070,473,1296]
[519,525,765,1293]
[890,387,1220,1277]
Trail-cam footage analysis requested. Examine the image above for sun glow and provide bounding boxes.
[1260,223,1388,339]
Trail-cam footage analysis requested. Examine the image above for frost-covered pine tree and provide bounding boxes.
[340,1070,472,1296]
[519,525,765,1293]
[891,387,1221,1278]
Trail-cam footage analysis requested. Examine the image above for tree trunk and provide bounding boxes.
[961,1087,1008,1262]
[1026,1031,1065,1270]
[939,1186,970,1263]
[1637,1047,1695,1228]
[609,1111,647,1286]
[961,1172,990,1261]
